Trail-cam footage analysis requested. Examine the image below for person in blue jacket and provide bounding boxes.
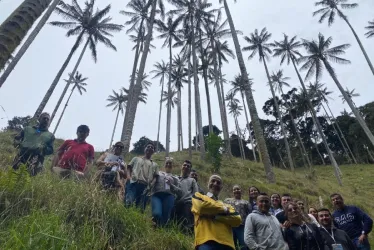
[331,193,373,250]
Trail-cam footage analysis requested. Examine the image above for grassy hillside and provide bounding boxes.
[1,131,373,249]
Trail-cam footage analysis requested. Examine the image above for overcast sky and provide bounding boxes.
[0,0,373,152]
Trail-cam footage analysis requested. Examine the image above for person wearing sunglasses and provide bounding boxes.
[13,112,55,176]
[52,125,94,179]
[125,142,159,211]
[244,193,288,250]
[96,141,127,200]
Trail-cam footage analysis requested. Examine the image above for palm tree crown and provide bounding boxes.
[66,72,88,95]
[298,33,351,81]
[270,70,291,94]
[242,28,272,61]
[271,34,303,65]
[106,89,127,113]
[365,20,374,38]
[51,0,123,62]
[313,0,358,26]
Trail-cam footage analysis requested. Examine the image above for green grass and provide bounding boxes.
[1,131,373,249]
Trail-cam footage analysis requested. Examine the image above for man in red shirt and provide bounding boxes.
[52,125,94,179]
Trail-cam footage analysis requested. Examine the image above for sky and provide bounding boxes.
[0,0,373,152]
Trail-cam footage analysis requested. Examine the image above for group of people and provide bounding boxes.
[10,113,374,250]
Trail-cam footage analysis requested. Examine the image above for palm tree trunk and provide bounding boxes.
[223,0,274,182]
[240,92,257,162]
[49,38,89,123]
[122,0,157,153]
[323,60,374,148]
[156,79,164,153]
[340,13,374,77]
[326,102,357,164]
[165,40,173,156]
[263,60,294,171]
[321,103,352,163]
[122,21,144,139]
[313,135,325,165]
[199,32,213,134]
[0,0,60,87]
[276,147,287,169]
[195,115,198,152]
[190,13,205,159]
[235,117,245,160]
[188,50,192,159]
[109,108,121,150]
[33,33,84,119]
[0,0,51,71]
[178,89,184,150]
[291,58,342,185]
[53,86,75,134]
[218,57,232,157]
[212,40,230,155]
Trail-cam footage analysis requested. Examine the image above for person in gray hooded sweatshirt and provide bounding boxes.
[244,193,289,250]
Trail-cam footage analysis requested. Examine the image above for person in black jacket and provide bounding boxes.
[284,202,326,250]
[317,208,357,250]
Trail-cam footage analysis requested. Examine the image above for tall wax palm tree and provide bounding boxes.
[155,16,182,156]
[313,0,374,76]
[271,70,313,169]
[0,0,61,86]
[0,0,51,71]
[229,74,257,161]
[106,89,127,149]
[226,92,245,160]
[299,34,374,149]
[308,82,357,163]
[33,0,123,121]
[219,0,274,182]
[121,0,165,154]
[150,60,169,152]
[201,11,236,156]
[365,20,374,38]
[172,55,187,151]
[339,87,359,106]
[53,72,87,134]
[243,28,294,171]
[272,34,342,185]
[120,0,150,134]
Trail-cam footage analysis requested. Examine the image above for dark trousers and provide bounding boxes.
[197,241,233,250]
[13,152,43,176]
[124,181,148,211]
[174,201,194,234]
[353,236,371,250]
[233,225,248,250]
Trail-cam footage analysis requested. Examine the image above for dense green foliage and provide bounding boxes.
[206,133,224,172]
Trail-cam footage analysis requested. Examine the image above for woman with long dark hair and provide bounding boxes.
[284,202,326,250]
[248,186,260,211]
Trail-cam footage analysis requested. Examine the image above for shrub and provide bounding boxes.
[206,133,224,173]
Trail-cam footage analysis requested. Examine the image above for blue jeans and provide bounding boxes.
[197,241,233,250]
[151,192,175,226]
[353,236,371,250]
[125,181,148,211]
[233,225,248,250]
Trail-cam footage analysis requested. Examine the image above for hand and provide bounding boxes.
[283,220,291,228]
[358,234,367,244]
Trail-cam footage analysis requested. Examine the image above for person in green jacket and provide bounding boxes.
[13,112,55,176]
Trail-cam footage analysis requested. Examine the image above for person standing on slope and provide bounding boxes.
[52,125,94,179]
[244,193,289,250]
[331,193,373,250]
[190,169,205,194]
[192,175,242,250]
[317,208,357,250]
[125,142,159,211]
[224,185,251,250]
[13,112,55,176]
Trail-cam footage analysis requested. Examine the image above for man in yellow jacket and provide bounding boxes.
[192,175,242,250]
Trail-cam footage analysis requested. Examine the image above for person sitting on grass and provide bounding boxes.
[192,175,242,250]
[96,141,127,200]
[151,158,181,227]
[224,185,251,250]
[52,125,94,179]
[125,142,159,211]
[13,112,55,176]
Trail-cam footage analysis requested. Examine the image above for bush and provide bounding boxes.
[206,133,224,173]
